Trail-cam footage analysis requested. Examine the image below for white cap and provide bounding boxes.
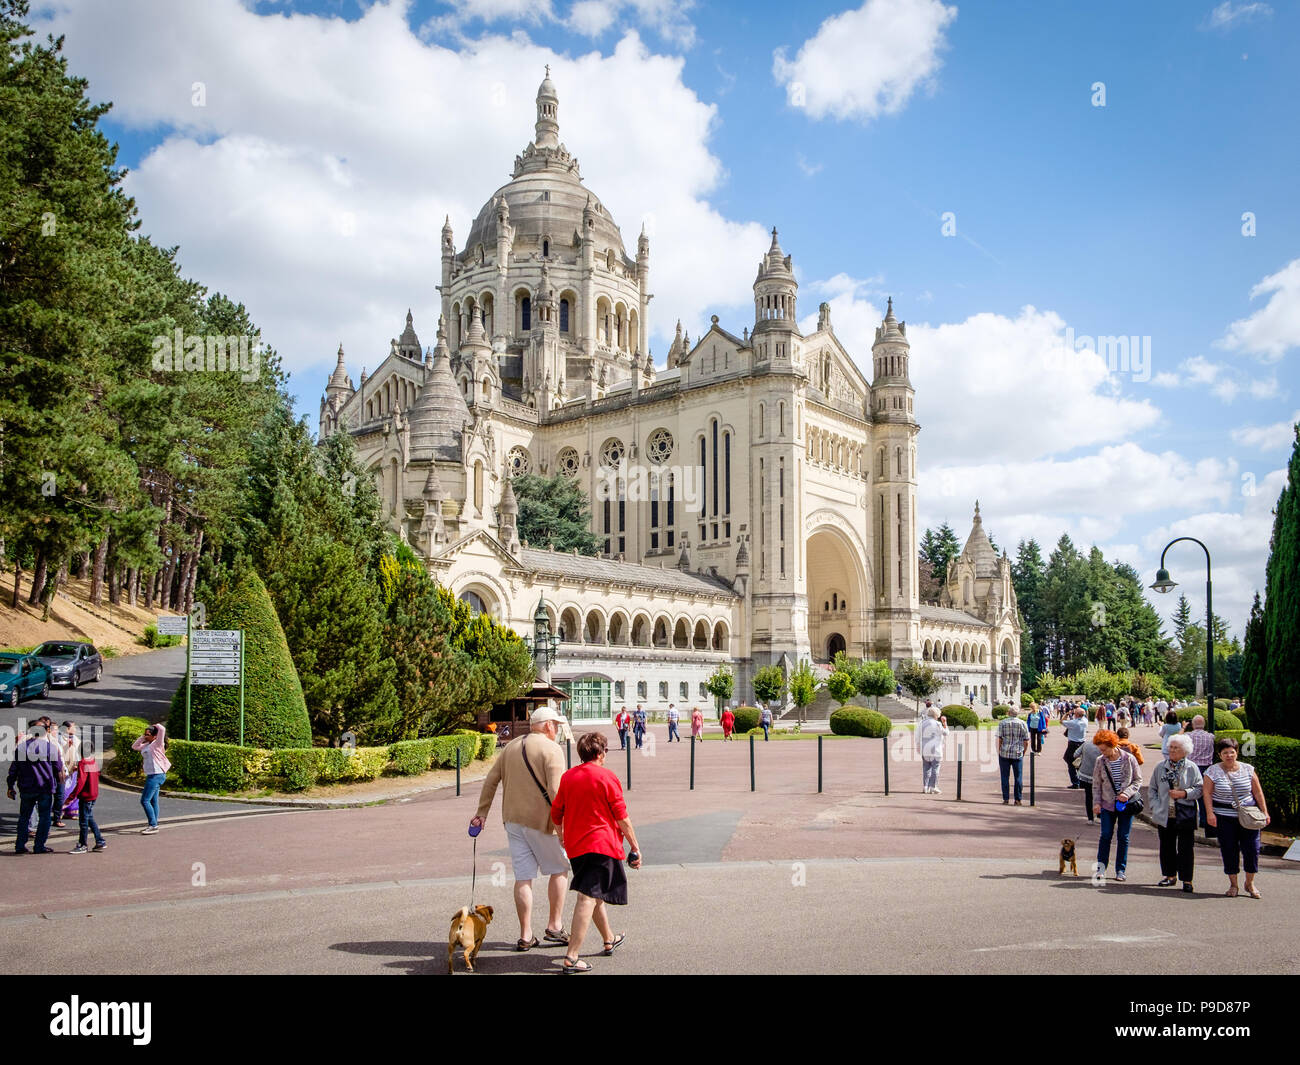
[530,706,566,726]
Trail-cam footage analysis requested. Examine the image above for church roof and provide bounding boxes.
[407,316,469,461]
[959,501,1000,578]
[518,547,740,598]
[920,604,991,629]
[396,310,421,359]
[462,74,630,266]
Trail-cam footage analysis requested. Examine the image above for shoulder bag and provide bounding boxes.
[1224,768,1268,830]
[519,737,551,806]
[1107,754,1143,817]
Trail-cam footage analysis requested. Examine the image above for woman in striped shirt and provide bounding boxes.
[1204,737,1271,899]
[1092,729,1143,882]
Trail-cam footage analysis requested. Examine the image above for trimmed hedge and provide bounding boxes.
[166,568,312,749]
[113,717,495,792]
[940,705,980,729]
[829,707,892,738]
[113,716,149,776]
[732,706,761,733]
[991,705,1011,719]
[1177,706,1242,731]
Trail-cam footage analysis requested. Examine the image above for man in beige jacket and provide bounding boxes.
[471,706,570,950]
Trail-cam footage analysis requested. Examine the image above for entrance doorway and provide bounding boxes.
[826,633,846,659]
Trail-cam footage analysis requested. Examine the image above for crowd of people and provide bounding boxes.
[7,718,170,853]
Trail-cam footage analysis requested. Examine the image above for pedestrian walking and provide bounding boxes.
[1062,707,1088,787]
[721,707,735,740]
[65,751,106,853]
[1115,727,1144,765]
[666,703,681,743]
[1093,729,1143,882]
[1025,702,1048,753]
[470,706,571,951]
[1149,734,1201,893]
[615,706,631,750]
[1204,737,1270,899]
[759,704,773,741]
[55,720,81,827]
[996,707,1030,805]
[6,718,64,854]
[691,706,704,743]
[1075,732,1101,822]
[1186,715,1216,835]
[131,723,170,834]
[1159,711,1181,756]
[920,707,948,794]
[550,731,641,973]
[632,705,647,749]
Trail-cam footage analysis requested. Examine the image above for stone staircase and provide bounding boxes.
[779,689,920,723]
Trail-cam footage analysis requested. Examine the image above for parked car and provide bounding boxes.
[32,640,103,688]
[0,653,52,707]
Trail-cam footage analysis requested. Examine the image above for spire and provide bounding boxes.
[465,306,487,347]
[769,226,782,256]
[327,343,352,394]
[500,470,518,514]
[885,296,894,321]
[535,66,559,149]
[973,499,981,522]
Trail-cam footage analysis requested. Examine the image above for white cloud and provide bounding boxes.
[1230,413,1300,451]
[773,0,957,123]
[32,1,760,393]
[1147,354,1283,403]
[1219,257,1300,361]
[424,0,694,45]
[1202,2,1273,30]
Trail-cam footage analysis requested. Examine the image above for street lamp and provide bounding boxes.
[1150,537,1215,733]
[522,594,560,683]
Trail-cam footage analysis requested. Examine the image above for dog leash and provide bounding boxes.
[470,834,477,909]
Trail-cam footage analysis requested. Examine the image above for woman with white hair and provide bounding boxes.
[1148,732,1202,892]
[919,707,948,794]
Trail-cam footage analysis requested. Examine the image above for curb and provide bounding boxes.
[1135,810,1292,857]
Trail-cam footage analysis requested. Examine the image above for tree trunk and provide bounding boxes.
[11,562,21,609]
[128,567,138,607]
[182,530,204,613]
[27,548,46,605]
[89,537,109,606]
[160,546,176,612]
[108,563,121,606]
[41,566,61,623]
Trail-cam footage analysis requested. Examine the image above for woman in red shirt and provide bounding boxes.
[550,731,642,973]
[721,707,735,740]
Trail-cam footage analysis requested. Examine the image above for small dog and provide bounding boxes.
[1059,838,1078,877]
[447,904,494,973]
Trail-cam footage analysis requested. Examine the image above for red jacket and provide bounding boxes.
[66,758,99,803]
[550,761,627,861]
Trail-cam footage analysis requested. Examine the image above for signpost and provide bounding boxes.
[157,616,187,637]
[173,603,245,745]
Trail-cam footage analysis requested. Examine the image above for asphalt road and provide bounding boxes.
[1,647,289,834]
[4,857,1298,975]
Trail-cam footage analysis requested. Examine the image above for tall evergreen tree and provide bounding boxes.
[920,522,961,584]
[512,473,601,555]
[1011,539,1048,677]
[1249,425,1300,736]
[1240,591,1264,712]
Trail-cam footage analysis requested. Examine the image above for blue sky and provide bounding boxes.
[31,0,1300,635]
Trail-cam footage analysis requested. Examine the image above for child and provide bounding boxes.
[66,754,106,853]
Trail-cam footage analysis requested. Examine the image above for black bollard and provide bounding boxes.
[626,737,632,791]
[566,737,572,769]
[690,732,695,791]
[956,743,963,801]
[883,736,889,796]
[455,746,461,797]
[1030,748,1036,807]
[750,733,755,792]
[818,734,823,794]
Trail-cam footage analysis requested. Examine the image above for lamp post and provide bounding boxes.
[1150,537,1214,734]
[523,594,559,684]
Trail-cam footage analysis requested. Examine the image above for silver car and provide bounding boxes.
[32,641,103,688]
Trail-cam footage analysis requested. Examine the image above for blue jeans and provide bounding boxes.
[761,724,770,741]
[998,756,1023,801]
[1097,808,1134,876]
[78,798,105,847]
[633,726,645,749]
[617,727,628,749]
[16,789,54,852]
[668,722,680,742]
[922,758,940,790]
[141,773,165,827]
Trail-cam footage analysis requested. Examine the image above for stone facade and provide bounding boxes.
[317,72,1020,721]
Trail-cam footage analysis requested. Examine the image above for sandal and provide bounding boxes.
[1246,886,1261,899]
[601,933,626,956]
[561,959,592,973]
[543,927,570,945]
[515,936,539,951]
[1224,887,1238,898]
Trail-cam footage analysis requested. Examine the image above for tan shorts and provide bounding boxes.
[504,822,569,881]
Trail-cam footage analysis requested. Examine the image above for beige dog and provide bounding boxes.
[448,905,494,973]
[1059,838,1078,877]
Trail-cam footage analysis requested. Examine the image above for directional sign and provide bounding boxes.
[157,616,187,636]
[190,630,241,686]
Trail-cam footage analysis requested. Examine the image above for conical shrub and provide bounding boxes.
[168,567,312,748]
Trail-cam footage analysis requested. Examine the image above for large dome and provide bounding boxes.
[459,72,632,267]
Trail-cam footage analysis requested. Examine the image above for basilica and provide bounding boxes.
[318,71,1021,720]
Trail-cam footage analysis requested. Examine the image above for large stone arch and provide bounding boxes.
[584,607,607,644]
[805,514,870,661]
[630,612,652,647]
[451,572,510,620]
[607,610,629,646]
[559,605,582,644]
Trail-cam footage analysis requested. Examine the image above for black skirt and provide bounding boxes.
[568,852,628,905]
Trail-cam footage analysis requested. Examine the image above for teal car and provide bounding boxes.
[0,653,52,707]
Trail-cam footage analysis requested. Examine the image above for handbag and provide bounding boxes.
[1106,755,1143,816]
[1227,779,1268,830]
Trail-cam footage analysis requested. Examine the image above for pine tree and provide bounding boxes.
[1251,425,1300,736]
[1171,595,1192,648]
[1240,591,1264,712]
[920,522,961,584]
[512,473,601,555]
[1012,539,1048,678]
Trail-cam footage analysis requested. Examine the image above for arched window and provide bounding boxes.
[542,239,549,258]
[560,298,570,333]
[521,296,531,332]
[473,462,483,513]
[758,402,766,440]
